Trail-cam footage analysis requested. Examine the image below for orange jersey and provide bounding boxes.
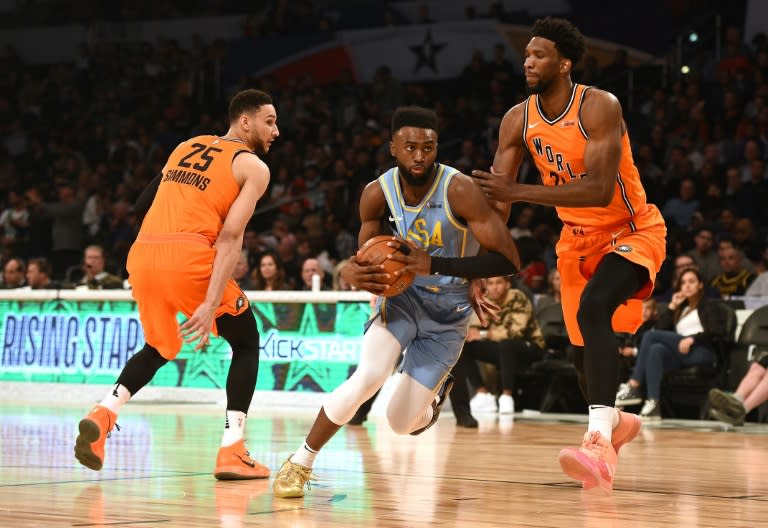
[140,136,251,243]
[523,84,648,230]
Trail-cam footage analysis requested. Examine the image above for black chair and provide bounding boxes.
[536,302,570,354]
[523,303,585,412]
[660,300,738,419]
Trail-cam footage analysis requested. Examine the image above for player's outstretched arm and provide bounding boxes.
[179,154,269,349]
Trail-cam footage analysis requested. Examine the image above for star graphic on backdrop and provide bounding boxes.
[409,30,446,73]
[283,361,331,392]
[182,340,229,388]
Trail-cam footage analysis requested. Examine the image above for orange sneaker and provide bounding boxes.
[214,439,270,480]
[558,431,617,494]
[74,405,119,471]
[611,410,642,454]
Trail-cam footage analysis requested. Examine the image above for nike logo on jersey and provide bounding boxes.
[528,122,540,128]
[388,215,404,222]
[456,305,471,312]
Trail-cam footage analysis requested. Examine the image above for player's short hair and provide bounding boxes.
[531,17,586,66]
[228,89,273,122]
[391,106,438,134]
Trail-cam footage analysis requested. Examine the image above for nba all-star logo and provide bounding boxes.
[615,244,633,253]
[409,30,446,73]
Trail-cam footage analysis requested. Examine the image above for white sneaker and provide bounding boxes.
[640,399,661,421]
[470,392,497,414]
[498,394,515,415]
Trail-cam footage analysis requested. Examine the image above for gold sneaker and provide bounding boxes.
[272,456,316,498]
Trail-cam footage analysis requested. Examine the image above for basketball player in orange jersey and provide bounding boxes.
[473,17,667,493]
[74,89,277,480]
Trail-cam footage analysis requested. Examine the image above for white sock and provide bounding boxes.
[290,442,319,468]
[221,410,246,447]
[588,405,617,441]
[99,384,131,414]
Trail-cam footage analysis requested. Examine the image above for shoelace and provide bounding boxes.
[106,422,121,439]
[282,463,317,490]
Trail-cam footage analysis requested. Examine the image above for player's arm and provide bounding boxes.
[469,103,526,220]
[179,154,269,349]
[484,103,527,220]
[339,181,391,293]
[390,174,520,278]
[473,89,621,207]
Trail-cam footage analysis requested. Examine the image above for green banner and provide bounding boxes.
[0,299,371,392]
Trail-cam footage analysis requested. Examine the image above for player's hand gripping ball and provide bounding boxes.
[357,235,415,297]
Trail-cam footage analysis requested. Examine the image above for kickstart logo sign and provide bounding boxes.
[0,299,370,392]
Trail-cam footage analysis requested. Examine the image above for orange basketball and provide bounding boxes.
[357,235,415,297]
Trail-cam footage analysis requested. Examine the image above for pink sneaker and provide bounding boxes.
[558,431,617,494]
[611,410,642,454]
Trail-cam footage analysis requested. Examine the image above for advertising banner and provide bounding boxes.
[0,298,371,393]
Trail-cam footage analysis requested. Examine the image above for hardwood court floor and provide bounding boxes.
[0,402,766,527]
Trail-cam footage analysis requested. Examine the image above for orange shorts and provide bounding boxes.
[556,205,666,346]
[126,233,249,360]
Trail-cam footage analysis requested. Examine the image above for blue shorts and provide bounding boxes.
[366,285,472,391]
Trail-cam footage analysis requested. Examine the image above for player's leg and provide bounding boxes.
[578,253,646,437]
[212,308,270,480]
[559,253,646,492]
[388,307,469,435]
[75,263,179,471]
[273,319,403,497]
[386,371,452,434]
[74,343,168,471]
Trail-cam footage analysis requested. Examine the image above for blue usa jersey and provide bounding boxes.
[378,163,480,291]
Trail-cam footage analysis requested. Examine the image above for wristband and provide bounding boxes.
[429,251,518,279]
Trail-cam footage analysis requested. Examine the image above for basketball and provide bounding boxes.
[357,235,415,297]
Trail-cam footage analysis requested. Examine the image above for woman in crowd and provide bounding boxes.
[251,249,287,291]
[615,268,729,419]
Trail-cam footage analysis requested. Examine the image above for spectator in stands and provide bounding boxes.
[708,351,768,425]
[0,190,29,253]
[536,268,561,313]
[23,257,63,289]
[450,276,545,422]
[515,236,547,293]
[615,268,728,419]
[75,245,123,290]
[732,217,764,264]
[325,213,356,263]
[509,205,534,239]
[711,244,757,297]
[686,226,720,282]
[233,252,254,290]
[662,178,700,227]
[745,269,768,296]
[299,257,325,291]
[332,259,354,291]
[251,250,286,291]
[2,257,25,288]
[25,181,85,279]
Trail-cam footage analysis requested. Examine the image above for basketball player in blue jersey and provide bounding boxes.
[273,107,521,498]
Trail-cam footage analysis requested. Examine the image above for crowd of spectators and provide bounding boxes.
[0,6,767,304]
